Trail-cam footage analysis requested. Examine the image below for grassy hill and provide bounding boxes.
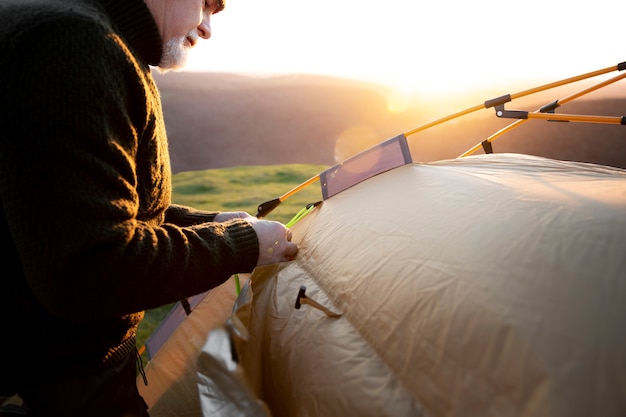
[171,163,327,224]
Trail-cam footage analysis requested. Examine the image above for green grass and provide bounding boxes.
[136,163,327,361]
[171,164,327,224]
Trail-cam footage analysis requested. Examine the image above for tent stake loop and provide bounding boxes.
[294,286,342,318]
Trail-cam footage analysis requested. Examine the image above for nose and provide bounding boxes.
[198,16,211,40]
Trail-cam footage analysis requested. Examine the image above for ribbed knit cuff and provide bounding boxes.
[226,219,259,273]
[165,204,218,226]
[100,334,136,368]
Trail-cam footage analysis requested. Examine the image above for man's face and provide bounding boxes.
[144,0,225,72]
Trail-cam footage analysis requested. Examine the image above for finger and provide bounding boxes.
[285,242,298,260]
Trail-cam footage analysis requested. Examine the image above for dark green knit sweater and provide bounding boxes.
[0,0,259,379]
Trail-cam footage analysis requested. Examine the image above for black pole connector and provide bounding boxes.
[181,298,192,315]
[617,61,626,71]
[540,100,560,113]
[494,104,528,120]
[256,198,281,218]
[485,94,512,109]
[481,140,493,154]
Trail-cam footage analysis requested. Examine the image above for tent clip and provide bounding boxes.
[295,286,342,318]
[539,100,560,114]
[481,140,493,154]
[494,104,528,120]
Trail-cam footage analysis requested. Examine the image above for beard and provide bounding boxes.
[157,34,195,73]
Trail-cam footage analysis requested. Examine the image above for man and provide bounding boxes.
[0,0,298,415]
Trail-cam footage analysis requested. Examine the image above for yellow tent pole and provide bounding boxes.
[458,119,526,158]
[256,174,320,217]
[525,113,624,124]
[405,63,622,139]
[403,103,485,137]
[507,65,619,101]
[280,174,320,200]
[556,71,626,104]
[459,70,626,158]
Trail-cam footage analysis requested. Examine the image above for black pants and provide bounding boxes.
[11,352,149,417]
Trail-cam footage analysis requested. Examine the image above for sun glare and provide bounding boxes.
[187,0,625,97]
[385,88,413,114]
[334,126,380,162]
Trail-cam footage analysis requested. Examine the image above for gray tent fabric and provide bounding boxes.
[196,154,626,417]
[137,276,250,417]
[197,326,271,417]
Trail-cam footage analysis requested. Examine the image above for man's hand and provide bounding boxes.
[246,217,298,266]
[213,211,250,222]
[215,211,298,265]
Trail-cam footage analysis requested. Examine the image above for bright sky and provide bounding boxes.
[186,0,625,95]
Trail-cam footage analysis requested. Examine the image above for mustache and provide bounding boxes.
[185,31,200,48]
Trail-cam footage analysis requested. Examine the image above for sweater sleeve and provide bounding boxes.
[0,9,259,321]
[164,204,219,226]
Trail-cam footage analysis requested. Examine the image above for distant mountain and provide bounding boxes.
[152,71,626,173]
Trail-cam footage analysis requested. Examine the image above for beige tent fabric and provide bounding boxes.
[234,263,428,417]
[221,154,626,417]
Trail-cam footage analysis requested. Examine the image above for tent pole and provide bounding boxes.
[255,62,626,218]
[459,71,626,157]
[405,63,624,138]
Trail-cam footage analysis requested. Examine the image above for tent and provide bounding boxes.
[138,63,626,417]
[214,154,626,417]
[143,154,626,417]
